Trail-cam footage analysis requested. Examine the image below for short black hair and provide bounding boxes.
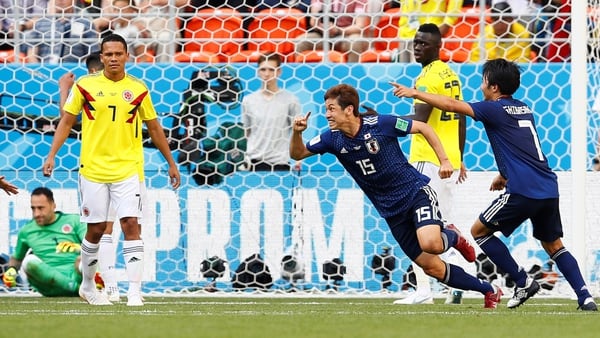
[85,52,103,72]
[417,23,442,39]
[101,33,128,53]
[31,187,54,203]
[482,58,521,95]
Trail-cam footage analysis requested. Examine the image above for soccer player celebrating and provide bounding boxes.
[290,84,502,308]
[391,58,598,311]
[43,34,180,306]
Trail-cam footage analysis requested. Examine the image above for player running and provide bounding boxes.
[290,83,502,308]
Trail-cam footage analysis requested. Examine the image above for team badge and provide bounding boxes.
[395,118,409,132]
[366,138,380,154]
[82,207,90,217]
[61,224,74,234]
[122,90,134,102]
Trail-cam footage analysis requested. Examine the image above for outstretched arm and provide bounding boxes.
[390,82,476,118]
[410,120,453,179]
[290,112,315,160]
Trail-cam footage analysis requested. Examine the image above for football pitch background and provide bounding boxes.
[2,63,600,295]
[0,296,598,338]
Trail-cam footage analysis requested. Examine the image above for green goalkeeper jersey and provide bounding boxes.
[14,212,86,271]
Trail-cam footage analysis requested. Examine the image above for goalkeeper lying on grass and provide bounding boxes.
[2,187,103,296]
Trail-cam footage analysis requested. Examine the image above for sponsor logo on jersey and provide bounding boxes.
[340,147,348,154]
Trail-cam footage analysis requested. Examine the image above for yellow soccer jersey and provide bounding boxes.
[63,72,156,183]
[409,60,463,169]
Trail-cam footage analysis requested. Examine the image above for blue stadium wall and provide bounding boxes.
[0,63,589,292]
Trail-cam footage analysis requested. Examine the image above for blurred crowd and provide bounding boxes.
[0,0,585,63]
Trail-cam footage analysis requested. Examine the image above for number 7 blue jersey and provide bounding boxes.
[469,97,559,199]
[306,114,430,218]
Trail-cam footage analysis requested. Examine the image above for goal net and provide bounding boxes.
[0,1,598,299]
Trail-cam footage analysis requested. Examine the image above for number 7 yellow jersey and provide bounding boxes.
[63,72,155,183]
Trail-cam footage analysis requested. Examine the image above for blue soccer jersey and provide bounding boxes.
[469,98,559,199]
[306,114,430,218]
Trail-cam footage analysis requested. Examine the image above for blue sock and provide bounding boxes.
[441,228,458,251]
[475,234,528,287]
[441,263,493,295]
[551,248,592,304]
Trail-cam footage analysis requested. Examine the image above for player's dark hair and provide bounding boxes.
[101,33,128,53]
[482,58,521,96]
[31,187,54,203]
[257,52,282,67]
[324,84,360,117]
[85,52,103,72]
[417,23,442,43]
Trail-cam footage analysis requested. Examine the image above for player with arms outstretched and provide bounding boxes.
[392,58,597,311]
[290,84,502,308]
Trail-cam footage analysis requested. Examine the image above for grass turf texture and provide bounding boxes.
[0,296,597,338]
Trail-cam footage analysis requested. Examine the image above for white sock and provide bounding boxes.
[412,263,432,295]
[80,239,100,291]
[99,234,118,291]
[123,240,144,296]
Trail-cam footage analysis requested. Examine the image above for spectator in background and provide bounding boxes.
[396,0,463,63]
[95,0,152,62]
[1,0,15,51]
[254,0,310,13]
[531,0,570,62]
[1,187,95,297]
[26,0,99,63]
[241,52,301,171]
[470,1,531,63]
[136,0,178,62]
[294,0,370,63]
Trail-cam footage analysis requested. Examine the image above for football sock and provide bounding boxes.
[551,247,592,302]
[475,234,527,287]
[99,233,118,290]
[123,240,144,295]
[442,263,493,294]
[80,239,100,290]
[441,228,458,251]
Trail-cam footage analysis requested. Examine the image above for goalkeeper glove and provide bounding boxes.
[2,266,18,288]
[56,241,81,253]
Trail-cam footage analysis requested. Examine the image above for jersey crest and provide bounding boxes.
[366,138,380,154]
[61,224,74,234]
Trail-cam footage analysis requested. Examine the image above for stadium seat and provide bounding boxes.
[359,8,402,63]
[440,6,490,63]
[174,8,244,63]
[230,8,307,63]
[294,50,346,63]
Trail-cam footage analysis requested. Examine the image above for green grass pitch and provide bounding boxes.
[1,296,598,338]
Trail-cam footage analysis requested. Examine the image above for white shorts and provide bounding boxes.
[108,181,149,225]
[411,161,459,223]
[79,174,142,223]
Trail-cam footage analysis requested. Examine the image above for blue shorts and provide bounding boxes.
[384,186,444,261]
[479,193,563,242]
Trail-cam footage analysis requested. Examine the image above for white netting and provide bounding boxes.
[0,2,598,298]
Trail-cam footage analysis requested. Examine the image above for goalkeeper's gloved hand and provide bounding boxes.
[56,241,81,253]
[2,266,18,288]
